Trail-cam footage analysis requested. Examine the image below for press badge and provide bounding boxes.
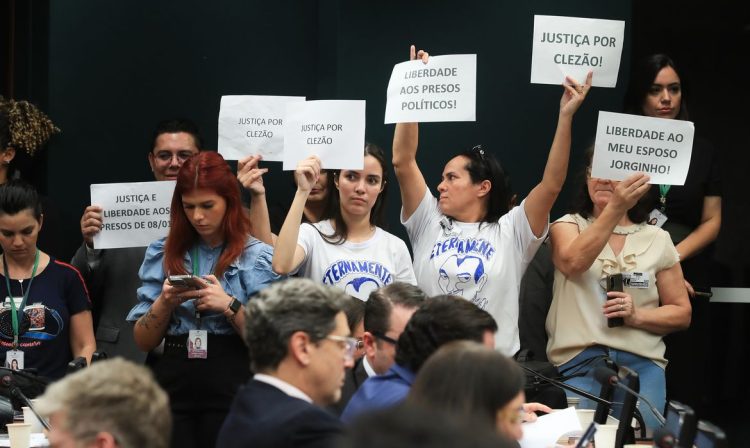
[5,350,23,370]
[647,209,668,228]
[188,329,207,359]
[622,272,649,289]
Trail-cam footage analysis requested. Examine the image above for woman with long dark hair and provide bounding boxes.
[624,54,721,412]
[273,144,416,300]
[128,151,279,448]
[392,45,591,355]
[0,180,94,380]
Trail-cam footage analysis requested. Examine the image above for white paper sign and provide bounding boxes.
[384,54,476,124]
[282,100,365,170]
[592,111,695,185]
[531,15,625,87]
[91,181,176,249]
[218,95,305,161]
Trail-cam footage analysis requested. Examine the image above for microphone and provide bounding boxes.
[518,363,613,407]
[593,366,666,425]
[0,374,50,431]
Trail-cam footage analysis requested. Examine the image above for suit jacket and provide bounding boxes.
[216,379,343,448]
[71,244,147,363]
[329,357,369,415]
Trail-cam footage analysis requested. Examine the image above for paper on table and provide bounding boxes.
[519,406,582,448]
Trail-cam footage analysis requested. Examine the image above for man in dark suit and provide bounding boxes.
[332,282,426,415]
[216,279,354,448]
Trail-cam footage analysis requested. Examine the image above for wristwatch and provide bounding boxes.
[227,297,241,315]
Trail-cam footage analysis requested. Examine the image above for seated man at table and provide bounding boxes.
[216,278,353,448]
[341,294,497,422]
[35,358,171,448]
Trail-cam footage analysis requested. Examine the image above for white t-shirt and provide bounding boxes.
[296,220,417,300]
[402,190,547,355]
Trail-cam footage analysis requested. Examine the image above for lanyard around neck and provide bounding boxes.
[659,184,671,211]
[3,249,40,348]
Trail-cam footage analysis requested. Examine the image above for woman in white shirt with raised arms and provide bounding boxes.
[273,144,416,300]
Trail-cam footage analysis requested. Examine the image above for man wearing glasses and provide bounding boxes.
[217,279,355,448]
[332,283,426,415]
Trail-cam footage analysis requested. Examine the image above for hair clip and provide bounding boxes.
[471,145,486,160]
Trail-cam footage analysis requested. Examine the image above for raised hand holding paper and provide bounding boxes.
[384,54,476,124]
[218,95,305,161]
[282,100,365,170]
[531,15,625,88]
[91,181,176,249]
[592,111,694,185]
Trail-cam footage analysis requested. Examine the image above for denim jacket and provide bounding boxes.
[127,236,281,335]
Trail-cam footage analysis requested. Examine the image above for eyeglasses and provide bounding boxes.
[325,335,359,361]
[154,150,196,163]
[371,331,398,345]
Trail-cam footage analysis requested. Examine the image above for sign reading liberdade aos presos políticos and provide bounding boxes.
[218,95,305,161]
[282,100,366,171]
[91,181,176,249]
[384,54,476,124]
[592,111,694,185]
[531,15,625,88]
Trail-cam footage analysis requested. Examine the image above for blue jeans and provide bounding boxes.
[558,345,665,432]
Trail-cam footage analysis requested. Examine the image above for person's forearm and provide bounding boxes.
[224,305,246,337]
[248,192,274,246]
[134,297,174,352]
[272,190,308,274]
[675,216,720,261]
[627,304,691,335]
[540,114,573,195]
[392,122,418,170]
[554,206,626,277]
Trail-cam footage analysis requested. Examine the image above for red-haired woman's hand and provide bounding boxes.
[193,275,232,313]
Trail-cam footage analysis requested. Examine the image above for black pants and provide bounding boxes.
[150,334,250,448]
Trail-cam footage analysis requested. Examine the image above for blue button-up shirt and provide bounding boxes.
[127,236,281,335]
[340,363,415,423]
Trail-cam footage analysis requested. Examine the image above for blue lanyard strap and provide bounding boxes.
[3,249,40,348]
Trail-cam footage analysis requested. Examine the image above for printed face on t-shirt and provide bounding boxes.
[438,255,488,305]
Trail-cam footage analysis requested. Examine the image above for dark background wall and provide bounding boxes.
[40,0,631,259]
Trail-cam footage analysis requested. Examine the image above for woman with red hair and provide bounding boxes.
[128,151,279,448]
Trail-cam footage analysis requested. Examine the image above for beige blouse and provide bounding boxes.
[545,214,679,369]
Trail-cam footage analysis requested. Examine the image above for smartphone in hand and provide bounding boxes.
[167,275,207,289]
[607,273,624,328]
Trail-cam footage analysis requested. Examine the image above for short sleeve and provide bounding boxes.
[126,238,167,322]
[401,189,440,244]
[391,237,417,285]
[514,198,549,264]
[239,240,283,302]
[61,262,91,316]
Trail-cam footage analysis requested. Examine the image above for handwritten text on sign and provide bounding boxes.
[218,95,305,161]
[385,54,476,124]
[283,100,366,170]
[91,181,176,249]
[592,111,694,185]
[531,15,625,88]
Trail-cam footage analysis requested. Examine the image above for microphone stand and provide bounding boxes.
[1,376,51,431]
[519,363,613,407]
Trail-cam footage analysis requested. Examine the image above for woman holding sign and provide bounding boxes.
[272,144,416,300]
[624,54,721,414]
[546,151,691,431]
[392,45,591,356]
[128,151,280,448]
[0,180,95,380]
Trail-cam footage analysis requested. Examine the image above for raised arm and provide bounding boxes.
[524,72,593,236]
[550,173,651,277]
[271,156,319,275]
[392,45,430,220]
[237,155,274,246]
